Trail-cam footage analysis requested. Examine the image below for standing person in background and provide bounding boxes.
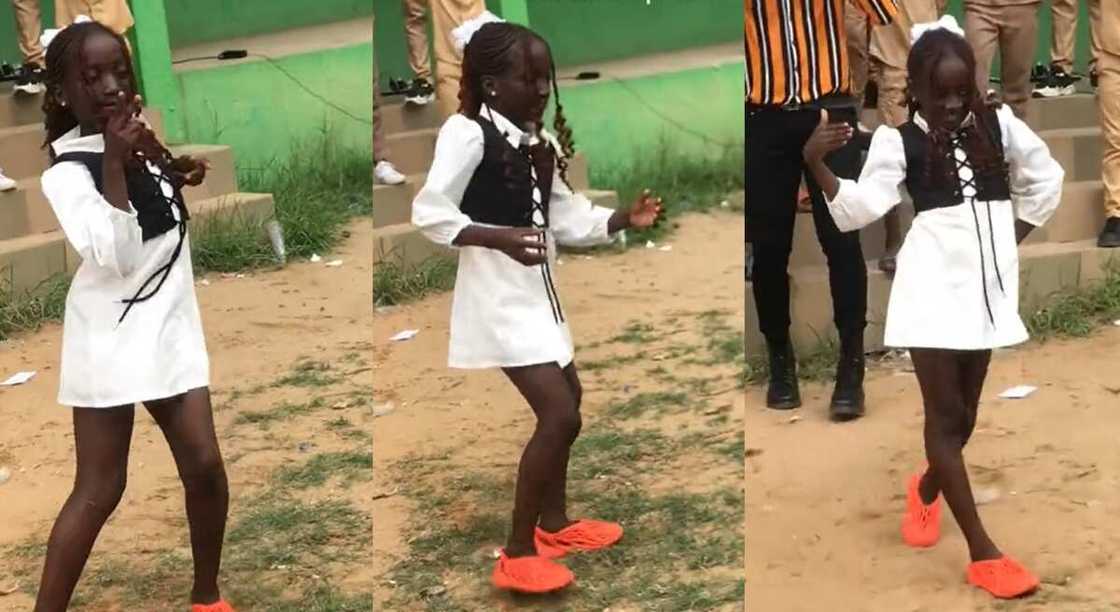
[429,0,486,119]
[845,0,945,274]
[962,0,1039,118]
[1097,0,1120,246]
[10,0,46,94]
[746,0,898,422]
[54,0,131,36]
[1036,0,1100,97]
[373,11,407,186]
[400,0,436,105]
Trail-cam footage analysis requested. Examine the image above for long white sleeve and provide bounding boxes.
[999,105,1065,227]
[548,173,614,248]
[410,114,484,246]
[825,126,907,232]
[41,161,142,278]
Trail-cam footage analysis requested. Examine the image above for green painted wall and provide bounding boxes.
[373,0,740,84]
[176,43,372,169]
[552,62,744,171]
[164,0,372,49]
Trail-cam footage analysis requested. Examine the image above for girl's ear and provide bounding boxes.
[480,75,498,99]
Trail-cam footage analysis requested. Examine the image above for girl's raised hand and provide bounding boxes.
[104,92,146,162]
[170,155,210,187]
[802,109,852,163]
[628,189,664,229]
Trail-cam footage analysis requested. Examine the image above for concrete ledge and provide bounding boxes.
[0,232,68,294]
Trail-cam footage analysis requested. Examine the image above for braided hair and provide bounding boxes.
[458,22,576,187]
[906,28,1005,189]
[42,21,181,178]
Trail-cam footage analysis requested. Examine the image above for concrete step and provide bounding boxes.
[372,173,425,229]
[860,94,1099,133]
[373,189,620,267]
[0,144,239,238]
[746,239,1120,357]
[0,191,275,295]
[379,100,444,135]
[1040,126,1101,183]
[0,109,169,181]
[385,127,439,177]
[0,87,44,131]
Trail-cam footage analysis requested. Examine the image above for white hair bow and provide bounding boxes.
[910,15,965,45]
[40,14,93,52]
[451,10,506,53]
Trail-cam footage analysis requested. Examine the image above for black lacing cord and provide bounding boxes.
[116,168,188,325]
[952,133,1003,326]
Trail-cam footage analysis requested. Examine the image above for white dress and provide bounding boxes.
[43,127,210,408]
[826,105,1064,350]
[411,106,616,369]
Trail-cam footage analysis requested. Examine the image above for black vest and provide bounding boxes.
[898,109,1010,213]
[53,150,188,241]
[460,116,555,229]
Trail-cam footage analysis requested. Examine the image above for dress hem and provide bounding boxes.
[58,379,211,409]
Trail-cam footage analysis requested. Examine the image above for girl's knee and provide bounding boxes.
[75,472,127,516]
[543,406,582,442]
[180,447,227,494]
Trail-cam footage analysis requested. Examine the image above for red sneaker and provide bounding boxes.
[535,519,623,556]
[967,556,1040,599]
[901,472,941,548]
[491,550,574,593]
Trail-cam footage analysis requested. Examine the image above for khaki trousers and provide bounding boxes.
[1050,0,1101,74]
[54,0,133,35]
[1100,1,1120,218]
[430,0,486,118]
[402,0,433,81]
[11,0,44,66]
[372,12,390,162]
[964,2,1040,119]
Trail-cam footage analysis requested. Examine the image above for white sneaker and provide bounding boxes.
[404,78,435,106]
[405,91,435,106]
[374,160,407,186]
[0,169,16,192]
[13,81,45,96]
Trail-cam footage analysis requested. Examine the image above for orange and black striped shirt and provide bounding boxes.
[745,0,898,106]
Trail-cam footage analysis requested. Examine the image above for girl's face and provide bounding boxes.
[913,53,974,132]
[484,37,553,131]
[61,30,135,130]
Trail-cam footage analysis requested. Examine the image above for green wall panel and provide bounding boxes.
[176,43,373,169]
[165,0,373,49]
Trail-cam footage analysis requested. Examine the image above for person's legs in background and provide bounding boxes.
[373,13,406,186]
[430,0,486,119]
[846,2,870,114]
[1040,0,1081,97]
[996,3,1040,118]
[1097,9,1120,246]
[964,3,1001,102]
[54,0,133,34]
[1088,0,1102,87]
[11,0,46,95]
[401,0,436,105]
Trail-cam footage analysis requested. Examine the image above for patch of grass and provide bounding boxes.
[591,139,744,245]
[372,256,457,307]
[239,134,372,261]
[275,360,339,388]
[226,495,367,572]
[579,353,642,371]
[1026,267,1120,340]
[0,274,69,341]
[234,397,324,427]
[609,321,659,344]
[190,208,277,273]
[569,428,673,480]
[275,451,372,489]
[607,391,692,419]
[743,337,839,386]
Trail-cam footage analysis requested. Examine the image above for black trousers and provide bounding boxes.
[746,102,868,344]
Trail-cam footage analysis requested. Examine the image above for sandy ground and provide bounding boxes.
[372,211,745,610]
[0,219,374,611]
[747,327,1120,611]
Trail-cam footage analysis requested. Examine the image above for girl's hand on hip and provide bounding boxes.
[802,109,852,164]
[628,189,664,229]
[490,227,548,266]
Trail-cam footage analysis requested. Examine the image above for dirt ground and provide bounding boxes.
[372,211,745,611]
[0,220,375,611]
[747,326,1120,611]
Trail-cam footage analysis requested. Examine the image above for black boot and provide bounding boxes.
[766,338,801,410]
[829,334,865,421]
[1099,217,1120,248]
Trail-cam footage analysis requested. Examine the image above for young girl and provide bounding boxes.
[35,20,234,612]
[411,13,662,594]
[803,18,1062,599]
